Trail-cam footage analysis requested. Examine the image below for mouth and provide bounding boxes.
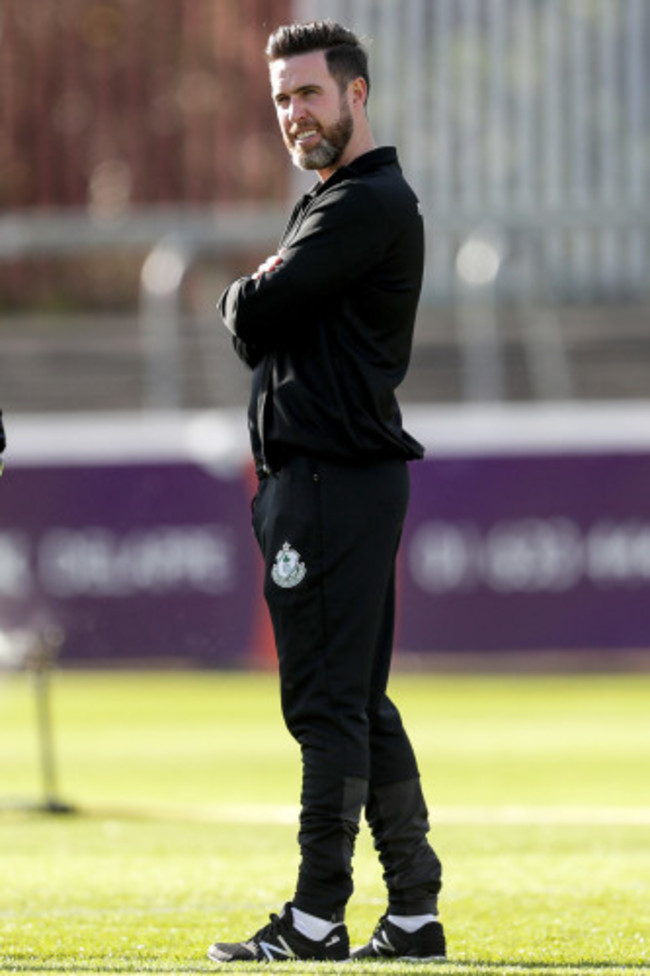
[292,128,319,147]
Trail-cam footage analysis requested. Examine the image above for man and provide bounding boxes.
[209,20,445,964]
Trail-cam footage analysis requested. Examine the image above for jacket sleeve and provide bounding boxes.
[218,182,387,351]
[231,337,264,370]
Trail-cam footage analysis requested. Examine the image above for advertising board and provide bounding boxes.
[2,406,649,663]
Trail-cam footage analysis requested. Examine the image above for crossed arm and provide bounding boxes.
[219,183,386,365]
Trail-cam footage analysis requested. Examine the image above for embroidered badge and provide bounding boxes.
[271,542,307,589]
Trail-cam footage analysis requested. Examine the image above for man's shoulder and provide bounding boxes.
[357,148,419,203]
[325,149,420,214]
[296,149,422,245]
[354,163,422,232]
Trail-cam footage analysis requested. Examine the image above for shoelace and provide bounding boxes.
[253,911,288,946]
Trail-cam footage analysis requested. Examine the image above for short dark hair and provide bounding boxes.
[265,20,370,101]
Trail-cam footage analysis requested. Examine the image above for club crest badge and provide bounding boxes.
[271,541,307,589]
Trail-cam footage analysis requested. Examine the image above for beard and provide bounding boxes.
[287,97,353,171]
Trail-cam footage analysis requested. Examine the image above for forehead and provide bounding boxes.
[269,50,335,96]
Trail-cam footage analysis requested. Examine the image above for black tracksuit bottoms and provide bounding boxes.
[252,453,442,921]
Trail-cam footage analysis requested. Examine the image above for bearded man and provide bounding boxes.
[209,20,445,965]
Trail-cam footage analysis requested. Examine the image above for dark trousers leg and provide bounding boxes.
[364,564,442,915]
[252,456,441,919]
[366,683,442,913]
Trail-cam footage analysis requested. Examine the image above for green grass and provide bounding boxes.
[1,670,649,975]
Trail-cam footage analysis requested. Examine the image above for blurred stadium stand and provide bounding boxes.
[1,0,649,413]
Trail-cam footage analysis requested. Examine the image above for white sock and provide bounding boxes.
[291,906,340,941]
[387,913,438,933]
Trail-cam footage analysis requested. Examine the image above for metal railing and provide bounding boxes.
[2,205,649,407]
[0,207,286,410]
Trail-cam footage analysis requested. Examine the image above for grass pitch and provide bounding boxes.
[0,669,649,975]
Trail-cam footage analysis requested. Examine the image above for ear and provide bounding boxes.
[349,76,368,108]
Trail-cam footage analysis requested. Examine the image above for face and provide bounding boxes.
[270,50,354,177]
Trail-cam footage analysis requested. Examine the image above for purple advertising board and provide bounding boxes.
[2,406,650,665]
[399,404,650,654]
[401,452,650,652]
[0,412,268,667]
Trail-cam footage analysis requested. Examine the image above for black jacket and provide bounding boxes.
[219,146,425,472]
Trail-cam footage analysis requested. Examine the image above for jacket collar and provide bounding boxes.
[342,145,398,175]
[311,146,399,196]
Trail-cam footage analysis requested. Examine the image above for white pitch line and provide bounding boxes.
[432,805,650,826]
[146,803,650,827]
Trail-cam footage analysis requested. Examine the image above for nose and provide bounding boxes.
[287,96,307,123]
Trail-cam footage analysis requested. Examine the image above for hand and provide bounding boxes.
[252,249,285,280]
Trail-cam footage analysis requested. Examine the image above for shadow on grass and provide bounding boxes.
[0,802,206,826]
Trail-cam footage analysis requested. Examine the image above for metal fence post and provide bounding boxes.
[455,228,506,402]
[140,236,195,411]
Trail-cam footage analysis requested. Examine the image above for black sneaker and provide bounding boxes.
[352,914,446,961]
[207,903,350,963]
